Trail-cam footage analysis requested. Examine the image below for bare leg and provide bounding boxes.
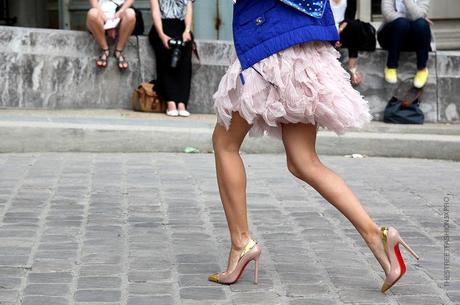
[167,102,177,112]
[348,57,359,70]
[348,57,363,86]
[113,8,136,69]
[87,8,109,67]
[87,8,108,50]
[212,112,252,274]
[281,123,390,275]
[116,9,136,62]
[178,103,187,111]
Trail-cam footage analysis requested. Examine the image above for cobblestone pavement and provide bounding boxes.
[0,153,458,305]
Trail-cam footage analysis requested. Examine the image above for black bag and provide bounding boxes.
[383,88,425,124]
[343,19,376,52]
[357,21,377,52]
[131,8,145,36]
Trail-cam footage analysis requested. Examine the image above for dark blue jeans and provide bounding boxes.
[378,17,431,69]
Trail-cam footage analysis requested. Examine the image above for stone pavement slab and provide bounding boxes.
[0,153,458,305]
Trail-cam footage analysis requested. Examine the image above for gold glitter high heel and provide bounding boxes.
[208,239,262,285]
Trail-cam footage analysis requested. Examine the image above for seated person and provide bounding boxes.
[378,0,432,88]
[331,0,376,86]
[87,0,136,70]
[149,0,194,117]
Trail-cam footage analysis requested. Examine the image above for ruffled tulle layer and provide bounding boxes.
[213,41,372,138]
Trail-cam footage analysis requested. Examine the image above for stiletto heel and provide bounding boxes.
[208,239,262,285]
[380,227,420,293]
[253,256,259,284]
[399,236,420,260]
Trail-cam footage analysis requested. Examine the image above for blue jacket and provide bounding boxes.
[233,0,339,70]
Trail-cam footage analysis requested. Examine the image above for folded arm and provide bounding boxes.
[381,0,405,23]
[403,0,430,20]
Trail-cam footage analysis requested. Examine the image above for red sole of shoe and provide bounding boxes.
[222,260,252,285]
[388,243,407,290]
[395,243,407,278]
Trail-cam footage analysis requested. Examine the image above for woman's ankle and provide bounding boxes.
[348,58,358,70]
[231,233,251,250]
[178,103,187,111]
[167,101,177,111]
[362,224,382,246]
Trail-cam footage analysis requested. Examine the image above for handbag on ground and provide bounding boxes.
[383,87,425,124]
[131,81,166,113]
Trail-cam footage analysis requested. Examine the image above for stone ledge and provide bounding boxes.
[0,26,459,123]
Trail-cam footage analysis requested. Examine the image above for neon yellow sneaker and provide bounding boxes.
[413,68,429,88]
[384,67,398,84]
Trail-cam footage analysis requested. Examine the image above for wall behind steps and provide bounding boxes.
[0,26,459,123]
[0,26,233,114]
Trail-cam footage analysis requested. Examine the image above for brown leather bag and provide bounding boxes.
[131,82,165,113]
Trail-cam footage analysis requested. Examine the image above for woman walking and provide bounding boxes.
[149,0,194,117]
[208,0,419,293]
[378,0,432,88]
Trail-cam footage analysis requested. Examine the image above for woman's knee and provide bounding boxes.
[412,18,430,28]
[344,19,361,33]
[212,126,240,154]
[287,158,302,179]
[87,8,100,21]
[123,8,136,22]
[287,156,322,182]
[390,17,411,32]
[412,18,431,34]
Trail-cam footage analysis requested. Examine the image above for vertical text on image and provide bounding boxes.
[443,193,454,287]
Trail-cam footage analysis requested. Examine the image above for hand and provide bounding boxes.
[339,21,348,34]
[182,31,192,43]
[115,9,123,20]
[425,17,434,26]
[107,28,117,39]
[335,41,342,48]
[160,33,171,49]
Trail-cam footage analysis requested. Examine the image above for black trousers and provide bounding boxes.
[149,19,193,105]
[378,17,431,69]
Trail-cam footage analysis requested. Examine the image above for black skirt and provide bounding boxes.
[149,19,193,105]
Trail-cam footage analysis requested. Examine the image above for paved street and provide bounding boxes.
[0,153,458,305]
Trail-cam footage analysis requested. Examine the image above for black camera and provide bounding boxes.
[168,38,187,68]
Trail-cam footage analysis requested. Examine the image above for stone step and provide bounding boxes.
[1,109,459,160]
[431,20,460,50]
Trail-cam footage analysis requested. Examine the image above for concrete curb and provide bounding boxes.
[1,110,459,160]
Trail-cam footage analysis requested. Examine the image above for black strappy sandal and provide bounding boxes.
[114,49,129,71]
[96,48,110,68]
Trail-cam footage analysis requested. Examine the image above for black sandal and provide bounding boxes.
[96,48,110,68]
[114,49,129,70]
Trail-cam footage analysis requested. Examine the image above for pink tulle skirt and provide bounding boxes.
[213,41,372,138]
